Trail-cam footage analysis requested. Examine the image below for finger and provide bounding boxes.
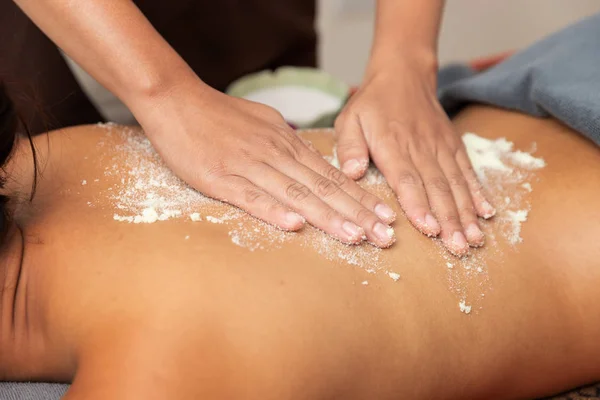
[334,114,370,180]
[300,145,397,225]
[455,147,496,219]
[371,140,440,237]
[208,175,305,231]
[437,150,485,247]
[299,136,320,155]
[246,163,369,245]
[415,157,469,256]
[266,155,395,248]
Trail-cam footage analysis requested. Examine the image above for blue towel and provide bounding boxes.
[0,383,67,400]
[438,12,600,147]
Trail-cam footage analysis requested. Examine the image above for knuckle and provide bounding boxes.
[395,170,422,187]
[407,137,426,155]
[285,182,311,202]
[313,176,340,198]
[353,207,373,226]
[325,166,348,186]
[239,147,252,160]
[264,200,283,216]
[321,207,339,224]
[387,119,412,136]
[243,188,265,204]
[446,173,467,188]
[204,160,228,181]
[425,176,451,195]
[279,129,303,159]
[264,136,286,156]
[356,190,371,207]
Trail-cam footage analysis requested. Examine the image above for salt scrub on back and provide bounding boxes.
[462,132,545,246]
[442,132,546,314]
[93,125,546,310]
[93,124,390,274]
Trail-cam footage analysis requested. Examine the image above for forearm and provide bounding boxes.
[12,0,199,110]
[369,0,444,72]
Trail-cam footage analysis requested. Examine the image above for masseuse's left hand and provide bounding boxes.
[335,53,495,256]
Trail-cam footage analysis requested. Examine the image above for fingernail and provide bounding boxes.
[465,223,485,247]
[374,222,395,247]
[481,201,496,219]
[342,221,365,242]
[415,213,441,237]
[425,214,441,235]
[342,159,368,179]
[285,212,305,228]
[374,203,396,223]
[446,231,469,256]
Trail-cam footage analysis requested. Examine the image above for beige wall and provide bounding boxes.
[318,0,600,84]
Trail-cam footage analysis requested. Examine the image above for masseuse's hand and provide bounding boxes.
[138,76,397,247]
[335,54,495,256]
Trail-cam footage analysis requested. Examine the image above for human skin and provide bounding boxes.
[12,0,488,255]
[1,105,599,399]
[11,0,395,248]
[336,0,495,254]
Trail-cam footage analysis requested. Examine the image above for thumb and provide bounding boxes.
[335,115,370,180]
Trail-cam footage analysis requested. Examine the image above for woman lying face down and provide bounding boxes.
[0,84,599,399]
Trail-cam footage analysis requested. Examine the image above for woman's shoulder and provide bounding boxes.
[45,123,142,142]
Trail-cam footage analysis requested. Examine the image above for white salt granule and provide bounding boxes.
[81,180,87,185]
[462,134,514,180]
[190,213,202,222]
[508,150,546,169]
[134,207,159,224]
[99,127,546,305]
[505,210,528,244]
[387,272,401,281]
[386,227,395,238]
[361,281,369,286]
[459,300,472,314]
[185,235,190,240]
[113,214,134,223]
[461,132,545,245]
[158,209,182,221]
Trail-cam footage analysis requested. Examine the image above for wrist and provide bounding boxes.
[124,64,213,128]
[365,45,439,86]
[120,53,207,113]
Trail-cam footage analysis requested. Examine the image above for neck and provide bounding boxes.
[0,224,73,382]
[0,224,27,380]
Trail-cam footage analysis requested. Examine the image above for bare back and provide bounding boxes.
[3,106,600,399]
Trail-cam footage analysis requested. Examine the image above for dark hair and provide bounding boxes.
[0,83,38,243]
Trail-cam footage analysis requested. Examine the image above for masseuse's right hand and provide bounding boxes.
[137,76,397,247]
[11,0,395,246]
